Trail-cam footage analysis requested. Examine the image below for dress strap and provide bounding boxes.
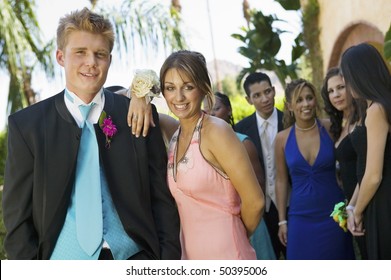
[170,112,205,182]
[193,112,205,141]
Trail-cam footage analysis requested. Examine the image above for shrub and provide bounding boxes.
[231,95,255,123]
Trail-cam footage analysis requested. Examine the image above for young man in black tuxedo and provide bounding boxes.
[3,8,180,260]
[235,72,287,259]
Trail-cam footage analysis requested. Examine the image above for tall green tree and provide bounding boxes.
[301,0,323,91]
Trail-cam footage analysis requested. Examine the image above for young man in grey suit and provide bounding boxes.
[3,8,180,260]
[235,72,286,259]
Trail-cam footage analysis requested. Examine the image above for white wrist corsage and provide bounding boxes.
[130,69,161,104]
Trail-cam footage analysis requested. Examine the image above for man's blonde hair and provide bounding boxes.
[56,7,114,51]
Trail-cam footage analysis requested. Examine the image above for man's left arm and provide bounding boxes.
[3,116,39,259]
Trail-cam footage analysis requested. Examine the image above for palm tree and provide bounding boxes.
[95,0,186,59]
[0,0,54,114]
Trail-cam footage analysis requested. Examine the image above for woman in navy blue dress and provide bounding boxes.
[275,79,354,259]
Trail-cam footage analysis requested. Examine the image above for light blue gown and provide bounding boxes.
[236,132,276,260]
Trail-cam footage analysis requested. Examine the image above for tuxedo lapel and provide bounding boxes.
[40,94,82,247]
[94,89,116,148]
[55,91,78,126]
[103,88,114,112]
[95,90,138,185]
[247,113,263,157]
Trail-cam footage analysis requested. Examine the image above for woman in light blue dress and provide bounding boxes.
[209,92,276,260]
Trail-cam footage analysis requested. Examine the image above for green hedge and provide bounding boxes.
[231,94,286,124]
[231,95,255,123]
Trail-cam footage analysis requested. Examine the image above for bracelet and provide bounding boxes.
[346,205,355,211]
[278,220,287,226]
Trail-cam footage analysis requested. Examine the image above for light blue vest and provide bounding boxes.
[50,168,140,260]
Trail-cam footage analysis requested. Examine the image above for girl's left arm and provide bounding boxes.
[205,121,265,236]
[355,103,388,216]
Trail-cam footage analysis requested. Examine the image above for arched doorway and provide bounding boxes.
[328,22,384,69]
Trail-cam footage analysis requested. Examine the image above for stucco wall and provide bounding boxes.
[316,0,391,71]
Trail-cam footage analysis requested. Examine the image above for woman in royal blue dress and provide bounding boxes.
[275,79,355,259]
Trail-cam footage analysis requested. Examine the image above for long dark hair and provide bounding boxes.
[214,91,235,127]
[320,67,365,141]
[341,43,391,124]
[321,68,343,140]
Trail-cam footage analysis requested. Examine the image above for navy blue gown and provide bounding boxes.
[285,121,355,259]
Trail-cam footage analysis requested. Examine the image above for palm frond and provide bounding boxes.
[99,0,186,60]
[0,0,54,113]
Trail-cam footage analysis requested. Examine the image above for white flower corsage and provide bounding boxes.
[130,69,161,104]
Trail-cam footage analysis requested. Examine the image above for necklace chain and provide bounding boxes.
[295,120,317,131]
[342,118,347,128]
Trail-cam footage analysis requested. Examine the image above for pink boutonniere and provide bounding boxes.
[99,111,117,148]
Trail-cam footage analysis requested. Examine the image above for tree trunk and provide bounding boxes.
[171,0,181,12]
[243,0,250,27]
[23,69,37,105]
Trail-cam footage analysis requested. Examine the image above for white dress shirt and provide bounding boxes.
[64,88,105,128]
[256,108,278,212]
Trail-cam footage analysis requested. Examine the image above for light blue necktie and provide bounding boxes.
[75,103,103,256]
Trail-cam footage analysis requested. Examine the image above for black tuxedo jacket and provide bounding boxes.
[235,109,284,176]
[3,89,181,260]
